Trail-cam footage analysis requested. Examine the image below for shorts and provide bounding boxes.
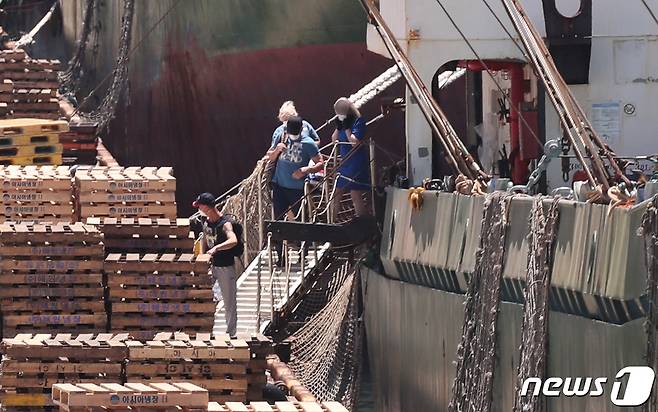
[336,171,370,191]
[272,183,304,219]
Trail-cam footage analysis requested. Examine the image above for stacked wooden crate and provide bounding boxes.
[0,118,67,165]
[52,382,209,412]
[124,336,251,403]
[59,122,98,165]
[74,167,177,221]
[0,49,61,120]
[0,165,73,222]
[104,253,214,340]
[86,217,194,255]
[0,334,128,410]
[0,222,106,337]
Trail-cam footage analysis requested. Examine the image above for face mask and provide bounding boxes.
[288,133,300,140]
[337,114,347,121]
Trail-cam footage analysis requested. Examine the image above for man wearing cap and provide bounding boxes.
[266,115,324,265]
[192,192,239,337]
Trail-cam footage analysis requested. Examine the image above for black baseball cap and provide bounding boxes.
[286,116,303,135]
[192,192,216,208]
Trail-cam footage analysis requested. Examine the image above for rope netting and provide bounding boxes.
[641,195,658,412]
[288,263,363,411]
[220,160,273,264]
[449,192,513,412]
[513,196,560,412]
[59,0,96,95]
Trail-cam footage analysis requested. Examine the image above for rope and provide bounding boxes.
[12,0,58,50]
[641,0,658,27]
[513,196,560,412]
[449,192,514,412]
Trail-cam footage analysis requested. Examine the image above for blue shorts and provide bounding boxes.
[272,183,304,219]
[336,173,370,191]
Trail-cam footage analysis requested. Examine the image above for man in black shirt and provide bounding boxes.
[192,192,239,336]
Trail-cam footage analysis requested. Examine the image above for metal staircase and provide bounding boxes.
[213,243,330,335]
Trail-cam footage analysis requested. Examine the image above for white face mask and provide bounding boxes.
[288,133,300,140]
[337,114,347,121]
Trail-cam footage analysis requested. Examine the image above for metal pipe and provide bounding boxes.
[267,232,274,324]
[369,138,377,216]
[284,241,290,303]
[256,253,262,330]
[242,188,248,266]
[258,168,263,250]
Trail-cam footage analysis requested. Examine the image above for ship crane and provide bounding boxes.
[358,0,490,189]
[500,0,633,200]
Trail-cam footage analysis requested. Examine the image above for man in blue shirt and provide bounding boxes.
[266,116,323,266]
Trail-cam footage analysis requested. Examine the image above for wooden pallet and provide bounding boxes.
[88,217,194,254]
[207,402,349,412]
[155,333,273,402]
[105,253,212,337]
[75,167,175,192]
[0,223,106,336]
[0,143,62,157]
[0,334,128,408]
[105,253,210,273]
[0,119,68,136]
[0,154,63,166]
[124,339,250,403]
[52,382,208,411]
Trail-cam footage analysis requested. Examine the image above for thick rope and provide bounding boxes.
[449,192,513,412]
[513,196,560,412]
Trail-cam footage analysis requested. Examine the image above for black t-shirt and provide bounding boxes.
[202,217,236,267]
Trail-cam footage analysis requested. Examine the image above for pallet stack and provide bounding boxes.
[0,222,106,337]
[52,382,209,412]
[124,337,251,403]
[59,122,98,166]
[0,165,73,222]
[74,167,177,221]
[0,49,61,120]
[86,217,194,255]
[149,333,274,402]
[104,253,214,339]
[0,334,128,410]
[0,118,67,166]
[206,402,349,412]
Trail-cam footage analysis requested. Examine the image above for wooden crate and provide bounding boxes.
[52,382,208,411]
[74,167,176,220]
[124,338,250,403]
[104,254,213,339]
[0,166,72,223]
[87,217,194,254]
[0,222,106,337]
[0,334,128,408]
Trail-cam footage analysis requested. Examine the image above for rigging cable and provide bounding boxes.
[641,0,658,27]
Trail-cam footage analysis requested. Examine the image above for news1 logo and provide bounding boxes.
[520,366,655,406]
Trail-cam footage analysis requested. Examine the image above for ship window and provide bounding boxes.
[555,0,582,18]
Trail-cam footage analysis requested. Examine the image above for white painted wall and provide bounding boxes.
[369,0,658,187]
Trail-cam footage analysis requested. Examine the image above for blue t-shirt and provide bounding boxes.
[337,117,368,181]
[271,124,320,190]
